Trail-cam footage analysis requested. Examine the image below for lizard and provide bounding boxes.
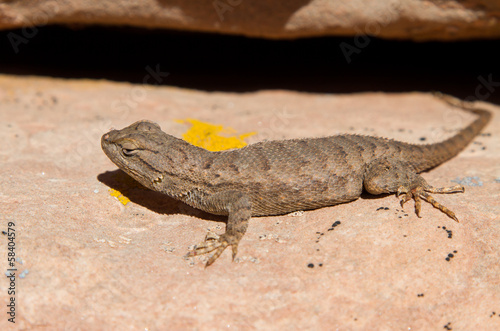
[101,93,491,266]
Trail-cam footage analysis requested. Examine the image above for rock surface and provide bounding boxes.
[0,0,499,40]
[0,74,499,329]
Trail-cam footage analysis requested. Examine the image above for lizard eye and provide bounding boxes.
[121,141,140,157]
[122,148,138,157]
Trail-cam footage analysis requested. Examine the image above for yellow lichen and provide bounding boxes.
[108,188,130,205]
[176,118,255,151]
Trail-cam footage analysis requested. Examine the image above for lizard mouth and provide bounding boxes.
[101,130,117,145]
[101,131,124,163]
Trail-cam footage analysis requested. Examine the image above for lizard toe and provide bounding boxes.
[419,191,460,222]
[397,185,460,222]
[205,244,229,267]
[397,185,413,208]
[185,232,238,266]
[204,230,220,242]
[185,235,224,258]
[396,185,409,198]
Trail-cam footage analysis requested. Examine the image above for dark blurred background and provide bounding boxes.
[0,26,498,103]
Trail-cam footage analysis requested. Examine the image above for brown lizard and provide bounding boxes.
[101,94,491,266]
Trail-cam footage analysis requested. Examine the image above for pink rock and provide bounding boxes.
[0,74,498,329]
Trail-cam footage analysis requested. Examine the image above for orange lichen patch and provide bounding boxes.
[108,188,131,205]
[176,118,255,151]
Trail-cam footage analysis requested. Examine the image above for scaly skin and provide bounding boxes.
[101,93,491,266]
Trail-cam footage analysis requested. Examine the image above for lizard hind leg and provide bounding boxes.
[364,158,464,222]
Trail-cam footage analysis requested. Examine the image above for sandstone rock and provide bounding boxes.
[0,74,499,329]
[0,0,499,40]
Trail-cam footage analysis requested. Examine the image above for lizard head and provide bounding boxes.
[101,120,182,191]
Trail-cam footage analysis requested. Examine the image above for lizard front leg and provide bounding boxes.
[186,191,251,267]
[363,158,464,221]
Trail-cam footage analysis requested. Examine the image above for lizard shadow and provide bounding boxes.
[359,191,396,208]
[360,192,392,201]
[97,169,224,223]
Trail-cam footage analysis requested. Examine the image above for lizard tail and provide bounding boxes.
[416,93,492,171]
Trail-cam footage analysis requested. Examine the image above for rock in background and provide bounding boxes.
[0,0,499,40]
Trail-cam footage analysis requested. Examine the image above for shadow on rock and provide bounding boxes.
[97,169,224,222]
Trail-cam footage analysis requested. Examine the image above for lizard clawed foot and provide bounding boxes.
[396,184,464,222]
[185,232,239,267]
